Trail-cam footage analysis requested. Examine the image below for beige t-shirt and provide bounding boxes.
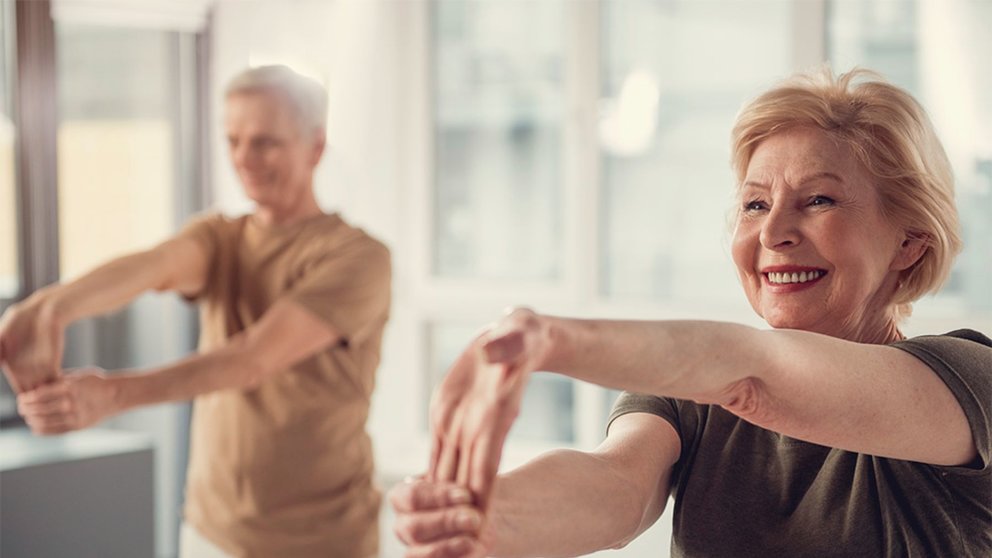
[177,212,391,558]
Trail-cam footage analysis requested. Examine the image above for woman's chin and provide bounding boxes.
[762,309,814,331]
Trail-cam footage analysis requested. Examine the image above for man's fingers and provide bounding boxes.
[390,479,473,513]
[25,415,74,435]
[17,381,68,405]
[18,395,73,418]
[393,505,482,545]
[403,536,485,558]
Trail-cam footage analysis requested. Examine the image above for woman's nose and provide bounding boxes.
[759,206,801,249]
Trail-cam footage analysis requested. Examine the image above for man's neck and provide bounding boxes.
[253,193,323,227]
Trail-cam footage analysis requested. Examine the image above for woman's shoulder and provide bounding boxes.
[892,329,990,376]
[896,329,992,357]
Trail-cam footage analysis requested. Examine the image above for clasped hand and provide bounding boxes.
[2,296,116,435]
[390,308,552,556]
[17,368,116,435]
[0,296,64,393]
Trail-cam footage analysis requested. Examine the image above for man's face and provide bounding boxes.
[224,91,323,209]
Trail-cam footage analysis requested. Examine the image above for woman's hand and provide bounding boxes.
[428,308,553,509]
[390,477,490,557]
[17,367,118,435]
[0,295,66,393]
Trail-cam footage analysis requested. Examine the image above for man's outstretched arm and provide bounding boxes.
[17,297,338,434]
[0,236,209,392]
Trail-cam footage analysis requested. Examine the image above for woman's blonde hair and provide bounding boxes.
[731,67,961,319]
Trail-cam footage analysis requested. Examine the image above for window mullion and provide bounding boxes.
[14,0,59,295]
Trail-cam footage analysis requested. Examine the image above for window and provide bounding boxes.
[55,25,188,280]
[428,0,577,446]
[599,0,792,305]
[432,0,566,282]
[0,0,17,302]
[0,0,18,421]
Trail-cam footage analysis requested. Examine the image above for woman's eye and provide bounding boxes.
[809,195,835,207]
[743,200,766,212]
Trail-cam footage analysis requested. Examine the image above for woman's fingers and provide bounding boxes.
[467,426,506,511]
[433,407,465,483]
[403,536,486,558]
[390,478,474,513]
[390,479,485,556]
[394,505,483,545]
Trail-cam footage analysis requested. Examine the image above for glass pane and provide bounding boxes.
[0,0,17,300]
[428,323,575,444]
[56,25,179,279]
[829,0,992,313]
[599,0,793,304]
[432,0,565,281]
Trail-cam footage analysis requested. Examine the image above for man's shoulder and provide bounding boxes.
[181,211,249,235]
[309,213,390,256]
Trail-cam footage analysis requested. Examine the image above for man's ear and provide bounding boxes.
[311,129,327,165]
[891,232,928,272]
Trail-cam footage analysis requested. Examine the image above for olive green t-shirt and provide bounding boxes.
[609,329,991,557]
[178,212,391,558]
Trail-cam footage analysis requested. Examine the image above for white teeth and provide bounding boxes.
[766,270,823,284]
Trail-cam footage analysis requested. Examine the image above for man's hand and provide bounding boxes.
[17,368,118,435]
[0,294,65,393]
[390,477,489,558]
[428,308,553,509]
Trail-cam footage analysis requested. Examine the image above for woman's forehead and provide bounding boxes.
[744,129,865,183]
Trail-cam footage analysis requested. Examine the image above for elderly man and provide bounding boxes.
[0,65,391,558]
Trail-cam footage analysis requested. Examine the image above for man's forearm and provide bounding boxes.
[542,317,764,405]
[109,335,263,412]
[38,250,177,327]
[487,449,649,558]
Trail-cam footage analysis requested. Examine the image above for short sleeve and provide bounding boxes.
[173,212,225,302]
[287,235,391,346]
[607,391,682,436]
[893,329,992,473]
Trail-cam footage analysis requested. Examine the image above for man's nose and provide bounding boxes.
[230,143,251,167]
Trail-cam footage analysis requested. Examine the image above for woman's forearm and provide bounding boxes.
[542,316,764,404]
[488,449,652,558]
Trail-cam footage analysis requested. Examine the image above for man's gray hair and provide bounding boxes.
[226,65,328,134]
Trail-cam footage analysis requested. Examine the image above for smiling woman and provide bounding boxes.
[391,67,991,558]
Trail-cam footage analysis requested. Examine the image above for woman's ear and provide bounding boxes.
[891,232,928,272]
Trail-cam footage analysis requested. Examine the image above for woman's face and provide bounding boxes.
[731,127,916,341]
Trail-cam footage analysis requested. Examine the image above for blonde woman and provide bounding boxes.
[391,68,991,557]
